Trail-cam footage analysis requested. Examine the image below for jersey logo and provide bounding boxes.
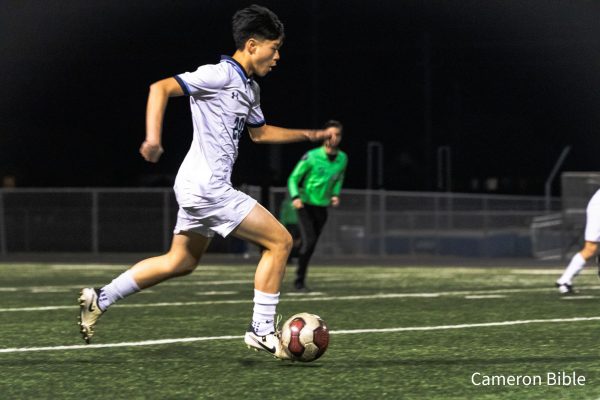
[232,116,245,140]
[231,92,239,100]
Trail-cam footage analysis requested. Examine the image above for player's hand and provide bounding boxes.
[331,196,340,207]
[308,128,333,142]
[140,140,164,163]
[292,198,304,209]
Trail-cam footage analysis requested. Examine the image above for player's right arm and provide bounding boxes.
[248,125,333,144]
[140,77,185,163]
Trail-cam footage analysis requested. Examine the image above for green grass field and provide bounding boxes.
[1,260,600,399]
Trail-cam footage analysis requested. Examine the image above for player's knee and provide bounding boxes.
[278,230,294,255]
[582,242,599,259]
[587,242,599,256]
[166,253,199,277]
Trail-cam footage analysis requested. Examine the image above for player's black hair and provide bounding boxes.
[232,4,285,50]
[323,120,343,134]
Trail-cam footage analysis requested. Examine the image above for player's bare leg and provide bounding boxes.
[78,232,211,343]
[233,204,292,293]
[232,203,293,359]
[129,231,211,289]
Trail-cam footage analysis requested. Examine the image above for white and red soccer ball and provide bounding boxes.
[280,312,329,362]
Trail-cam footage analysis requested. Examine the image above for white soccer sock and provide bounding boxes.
[252,289,279,336]
[558,253,587,285]
[97,270,140,311]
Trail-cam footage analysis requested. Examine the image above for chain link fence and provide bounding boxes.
[0,186,561,258]
[0,186,261,255]
[270,187,561,258]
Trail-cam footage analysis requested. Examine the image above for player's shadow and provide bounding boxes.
[238,359,323,368]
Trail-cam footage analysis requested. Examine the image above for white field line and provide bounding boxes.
[0,280,253,293]
[195,291,238,296]
[562,296,597,300]
[46,265,239,271]
[510,269,597,275]
[2,316,600,354]
[3,286,600,313]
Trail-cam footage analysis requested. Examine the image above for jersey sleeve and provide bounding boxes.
[174,64,228,98]
[287,153,312,199]
[246,83,265,127]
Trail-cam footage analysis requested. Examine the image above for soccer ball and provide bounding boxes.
[280,312,329,362]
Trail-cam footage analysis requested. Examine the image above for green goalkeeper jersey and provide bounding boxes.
[287,147,348,207]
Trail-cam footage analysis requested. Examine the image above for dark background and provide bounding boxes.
[2,0,599,194]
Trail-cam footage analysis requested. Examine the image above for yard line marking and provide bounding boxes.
[162,280,252,287]
[510,269,567,274]
[2,316,600,354]
[48,265,129,271]
[0,279,253,292]
[31,288,71,293]
[195,291,238,296]
[330,316,600,334]
[0,336,243,353]
[4,286,600,313]
[465,295,506,299]
[561,296,597,300]
[46,265,237,271]
[286,292,325,296]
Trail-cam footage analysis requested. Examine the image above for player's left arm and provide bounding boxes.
[248,124,334,144]
[331,157,348,207]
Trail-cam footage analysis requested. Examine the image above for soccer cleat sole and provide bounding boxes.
[78,290,93,344]
[246,344,287,360]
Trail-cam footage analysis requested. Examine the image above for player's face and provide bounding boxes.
[325,128,342,149]
[251,38,282,77]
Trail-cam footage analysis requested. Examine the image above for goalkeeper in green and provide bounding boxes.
[287,120,348,290]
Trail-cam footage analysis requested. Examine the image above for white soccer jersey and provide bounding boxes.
[171,56,263,237]
[584,189,600,242]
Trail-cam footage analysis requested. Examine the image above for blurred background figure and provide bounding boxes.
[556,189,600,294]
[288,120,348,291]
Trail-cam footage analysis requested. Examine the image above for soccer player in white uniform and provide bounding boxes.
[78,5,335,360]
[556,189,600,294]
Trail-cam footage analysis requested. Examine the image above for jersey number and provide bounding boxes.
[232,117,245,140]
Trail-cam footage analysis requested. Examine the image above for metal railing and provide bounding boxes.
[0,186,261,255]
[270,187,561,258]
[0,187,561,258]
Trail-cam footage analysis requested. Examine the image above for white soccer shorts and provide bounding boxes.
[174,186,257,238]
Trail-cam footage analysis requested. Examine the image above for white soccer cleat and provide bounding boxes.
[555,282,573,295]
[78,288,104,344]
[244,326,292,360]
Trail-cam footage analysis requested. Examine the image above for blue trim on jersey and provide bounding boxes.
[246,120,265,128]
[220,55,252,85]
[174,75,190,96]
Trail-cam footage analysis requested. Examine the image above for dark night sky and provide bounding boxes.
[1,0,599,194]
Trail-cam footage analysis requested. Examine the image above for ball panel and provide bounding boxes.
[313,326,329,349]
[301,343,320,361]
[312,325,329,360]
[287,318,306,357]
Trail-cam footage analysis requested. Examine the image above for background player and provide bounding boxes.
[78,4,335,360]
[556,189,600,294]
[287,120,347,291]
